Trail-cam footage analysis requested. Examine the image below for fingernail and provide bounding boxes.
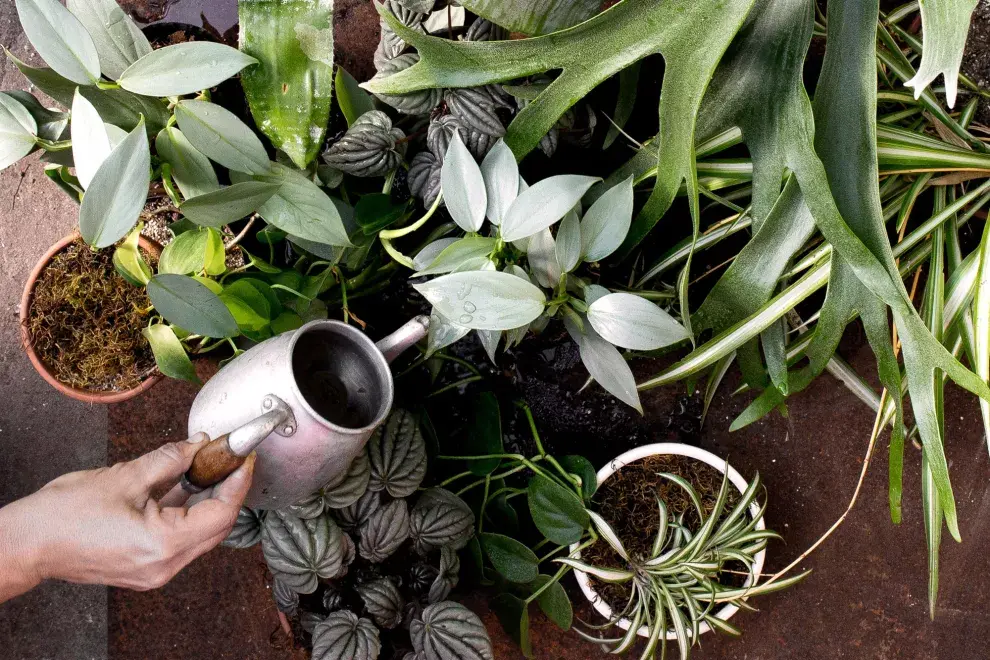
[186,432,209,444]
[244,451,258,471]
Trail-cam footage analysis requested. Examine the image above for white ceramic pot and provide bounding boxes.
[569,442,767,640]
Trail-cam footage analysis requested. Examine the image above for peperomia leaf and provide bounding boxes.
[490,594,530,657]
[440,133,486,232]
[179,182,280,228]
[358,499,410,563]
[500,175,597,242]
[428,547,460,604]
[117,42,258,97]
[323,450,371,509]
[232,163,352,246]
[356,578,404,629]
[410,601,494,660]
[312,611,381,660]
[527,474,589,546]
[222,507,264,548]
[174,100,271,175]
[458,0,599,35]
[580,175,633,262]
[587,292,689,351]
[333,489,380,530]
[322,110,405,177]
[479,533,538,583]
[564,316,642,413]
[146,274,239,338]
[154,127,220,199]
[15,0,100,85]
[78,118,150,248]
[70,88,113,189]
[480,140,518,225]
[261,510,345,594]
[409,488,475,554]
[66,0,151,80]
[904,0,979,108]
[367,408,428,498]
[413,271,546,331]
[0,92,37,171]
[239,0,334,169]
[288,491,325,520]
[142,323,198,384]
[272,576,299,615]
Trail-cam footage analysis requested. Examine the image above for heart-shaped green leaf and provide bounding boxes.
[530,574,572,631]
[354,193,408,234]
[479,532,538,583]
[220,279,272,333]
[78,117,150,248]
[175,100,271,175]
[142,323,199,384]
[118,42,257,97]
[490,593,532,657]
[557,455,597,502]
[527,474,589,546]
[147,273,239,338]
[15,0,100,85]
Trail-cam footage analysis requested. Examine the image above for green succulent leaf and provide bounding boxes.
[414,271,546,331]
[239,0,334,169]
[0,92,37,171]
[527,474,589,546]
[15,0,100,85]
[146,274,239,338]
[78,117,150,248]
[118,42,258,97]
[479,532,538,583]
[179,182,280,228]
[142,324,199,384]
[66,0,151,80]
[174,99,271,175]
[155,127,220,199]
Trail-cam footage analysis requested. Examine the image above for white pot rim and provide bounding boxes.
[569,442,767,640]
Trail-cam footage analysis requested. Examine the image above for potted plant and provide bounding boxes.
[559,443,807,657]
[222,408,495,660]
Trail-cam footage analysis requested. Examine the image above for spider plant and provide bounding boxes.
[557,469,807,659]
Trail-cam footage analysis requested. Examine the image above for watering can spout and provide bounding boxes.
[375,315,430,363]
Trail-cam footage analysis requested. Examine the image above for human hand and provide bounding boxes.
[0,433,254,600]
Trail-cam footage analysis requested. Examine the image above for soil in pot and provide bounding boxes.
[27,238,156,393]
[582,454,747,612]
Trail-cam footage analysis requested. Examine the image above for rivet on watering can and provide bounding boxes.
[283,425,295,435]
[263,397,273,410]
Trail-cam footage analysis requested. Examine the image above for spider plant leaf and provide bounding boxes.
[922,450,943,619]
[365,0,756,231]
[707,570,810,601]
[66,0,151,80]
[638,597,665,660]
[78,117,150,248]
[458,0,599,35]
[657,473,704,521]
[661,584,689,660]
[651,498,669,557]
[703,613,741,636]
[553,558,632,583]
[15,0,100,85]
[239,0,333,169]
[587,511,627,560]
[973,219,990,455]
[611,602,643,655]
[903,0,979,107]
[118,42,258,97]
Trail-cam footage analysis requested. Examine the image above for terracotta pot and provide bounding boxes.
[569,442,767,640]
[19,232,164,404]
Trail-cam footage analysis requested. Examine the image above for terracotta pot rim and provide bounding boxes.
[19,231,164,405]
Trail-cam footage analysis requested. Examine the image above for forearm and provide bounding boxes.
[0,497,46,603]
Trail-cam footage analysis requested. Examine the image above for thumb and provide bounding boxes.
[181,453,256,542]
[126,433,210,497]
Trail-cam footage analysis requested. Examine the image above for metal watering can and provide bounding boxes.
[183,316,430,509]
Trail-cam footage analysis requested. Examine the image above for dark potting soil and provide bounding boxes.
[27,239,156,392]
[581,454,748,613]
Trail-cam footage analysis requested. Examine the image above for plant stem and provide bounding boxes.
[515,401,545,456]
[426,375,483,397]
[380,192,444,240]
[438,470,474,488]
[477,475,491,534]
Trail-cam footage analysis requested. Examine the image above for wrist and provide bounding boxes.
[0,498,48,601]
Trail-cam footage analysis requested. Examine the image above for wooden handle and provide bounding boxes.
[183,434,245,491]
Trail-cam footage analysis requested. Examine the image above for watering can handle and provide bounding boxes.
[375,315,430,363]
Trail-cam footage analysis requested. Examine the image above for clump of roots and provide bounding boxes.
[27,239,156,392]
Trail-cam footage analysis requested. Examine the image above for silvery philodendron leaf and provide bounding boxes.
[426,309,471,357]
[414,236,497,278]
[555,210,581,274]
[322,110,405,178]
[527,227,561,289]
[323,450,371,509]
[580,176,634,262]
[410,601,494,660]
[357,577,405,629]
[222,507,263,549]
[409,150,441,206]
[66,0,151,80]
[409,488,475,554]
[288,491,325,519]
[312,611,381,660]
[476,329,501,365]
[440,133,486,232]
[499,174,599,243]
[586,292,690,351]
[333,489,381,531]
[428,546,460,603]
[15,0,101,85]
[427,114,496,161]
[479,140,518,226]
[413,271,546,331]
[368,408,428,498]
[70,89,110,189]
[272,576,299,614]
[463,18,508,42]
[444,88,505,138]
[564,316,642,413]
[261,511,345,594]
[373,53,442,115]
[359,499,410,563]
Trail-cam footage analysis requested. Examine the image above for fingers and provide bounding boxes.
[125,433,210,499]
[158,483,191,508]
[178,453,255,543]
